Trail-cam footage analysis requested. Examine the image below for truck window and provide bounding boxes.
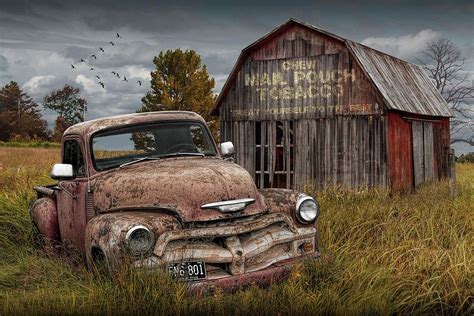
[91,122,216,171]
[63,139,86,177]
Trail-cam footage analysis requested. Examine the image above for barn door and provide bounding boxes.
[255,121,294,189]
[412,121,435,187]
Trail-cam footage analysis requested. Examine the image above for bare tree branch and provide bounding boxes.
[451,138,474,146]
[417,38,474,145]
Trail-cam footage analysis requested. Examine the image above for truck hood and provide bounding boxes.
[91,158,266,222]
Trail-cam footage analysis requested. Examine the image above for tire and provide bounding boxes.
[89,247,112,277]
[28,199,60,253]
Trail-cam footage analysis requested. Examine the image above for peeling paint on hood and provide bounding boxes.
[91,157,266,222]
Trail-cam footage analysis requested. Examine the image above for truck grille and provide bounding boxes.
[134,212,316,279]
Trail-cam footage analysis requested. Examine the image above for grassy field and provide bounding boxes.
[0,147,472,315]
[0,141,60,149]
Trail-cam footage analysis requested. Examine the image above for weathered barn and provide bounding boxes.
[211,19,453,191]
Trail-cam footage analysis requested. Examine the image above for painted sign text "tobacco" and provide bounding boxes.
[243,58,356,101]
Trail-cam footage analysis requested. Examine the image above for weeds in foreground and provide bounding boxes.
[0,148,472,314]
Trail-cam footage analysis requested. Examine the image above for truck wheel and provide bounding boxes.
[31,221,60,254]
[29,198,60,253]
[89,247,112,277]
[30,218,43,246]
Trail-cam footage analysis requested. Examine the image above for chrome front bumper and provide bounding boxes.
[134,212,317,280]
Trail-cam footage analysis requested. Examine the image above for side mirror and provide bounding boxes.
[220,141,235,157]
[50,163,74,180]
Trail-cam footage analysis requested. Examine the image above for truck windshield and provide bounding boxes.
[91,122,217,171]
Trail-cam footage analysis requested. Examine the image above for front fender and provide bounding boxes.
[30,197,60,241]
[85,212,181,268]
[259,188,299,214]
[259,188,319,249]
[259,188,314,227]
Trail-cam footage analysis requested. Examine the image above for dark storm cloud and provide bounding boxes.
[0,16,38,32]
[0,0,253,36]
[84,41,158,68]
[202,53,237,76]
[62,46,96,62]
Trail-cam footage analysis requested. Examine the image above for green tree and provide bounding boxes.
[43,84,87,125]
[139,49,218,136]
[0,81,50,141]
[456,152,474,163]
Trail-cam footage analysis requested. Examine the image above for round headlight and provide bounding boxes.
[125,225,155,257]
[296,195,319,224]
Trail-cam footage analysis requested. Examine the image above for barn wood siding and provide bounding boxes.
[249,24,346,61]
[294,116,387,190]
[222,55,384,121]
[221,116,388,191]
[433,118,450,179]
[422,122,435,182]
[387,112,414,191]
[387,113,451,191]
[412,120,425,187]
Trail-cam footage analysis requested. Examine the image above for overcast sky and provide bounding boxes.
[0,0,472,152]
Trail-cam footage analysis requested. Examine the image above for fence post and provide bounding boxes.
[448,148,457,197]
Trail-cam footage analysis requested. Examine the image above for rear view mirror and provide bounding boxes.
[220,141,235,157]
[50,163,74,180]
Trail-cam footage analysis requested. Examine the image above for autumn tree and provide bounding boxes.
[417,38,474,146]
[139,49,218,136]
[43,84,87,125]
[51,116,70,142]
[0,81,49,141]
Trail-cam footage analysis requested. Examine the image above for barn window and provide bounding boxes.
[255,121,294,189]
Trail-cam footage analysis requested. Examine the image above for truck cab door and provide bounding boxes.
[57,138,88,253]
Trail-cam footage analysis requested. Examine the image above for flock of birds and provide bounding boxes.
[70,33,143,89]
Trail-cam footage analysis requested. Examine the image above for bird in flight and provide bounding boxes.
[123,76,128,82]
[91,54,97,59]
[116,33,121,38]
[71,64,75,69]
[109,41,115,46]
[90,67,95,71]
[99,47,105,52]
[98,82,105,88]
[137,80,142,86]
[116,73,121,79]
[95,75,101,79]
[80,59,85,62]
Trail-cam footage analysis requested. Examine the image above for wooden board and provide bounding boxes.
[412,121,436,186]
[423,122,434,182]
[386,112,413,191]
[412,121,424,187]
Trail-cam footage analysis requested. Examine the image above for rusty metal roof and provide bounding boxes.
[347,41,452,117]
[64,111,206,138]
[211,18,452,117]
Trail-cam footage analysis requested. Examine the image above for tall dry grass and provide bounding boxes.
[0,147,472,314]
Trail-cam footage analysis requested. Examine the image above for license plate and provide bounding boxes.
[167,261,207,281]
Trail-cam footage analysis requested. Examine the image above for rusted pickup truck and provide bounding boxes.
[30,111,320,289]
